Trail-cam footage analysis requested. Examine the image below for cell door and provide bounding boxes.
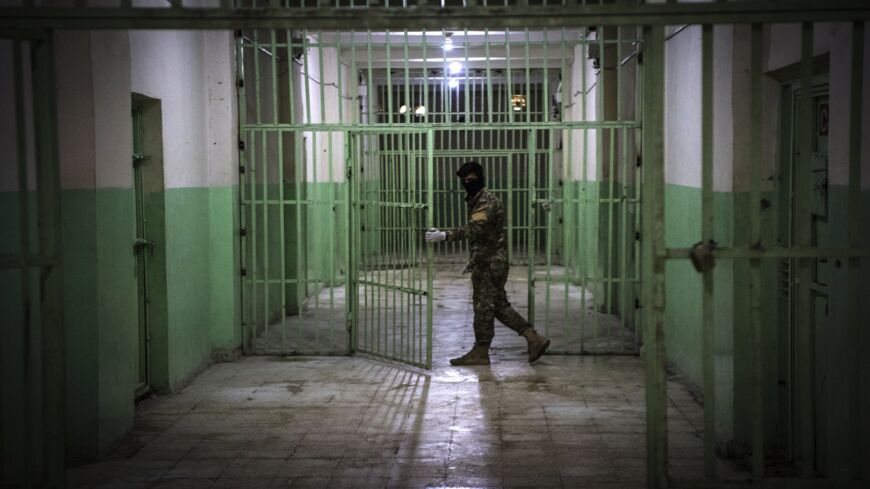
[777,79,830,468]
[348,130,434,369]
[132,104,151,397]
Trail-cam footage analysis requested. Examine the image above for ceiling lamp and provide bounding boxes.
[448,61,463,75]
[442,33,454,52]
[512,94,526,112]
[448,78,460,89]
[414,105,427,116]
[399,104,408,114]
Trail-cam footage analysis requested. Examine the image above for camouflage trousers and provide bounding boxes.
[470,260,532,345]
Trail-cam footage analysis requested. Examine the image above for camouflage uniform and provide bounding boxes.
[447,187,532,345]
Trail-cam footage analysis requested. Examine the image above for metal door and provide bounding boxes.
[132,104,151,397]
[348,130,434,369]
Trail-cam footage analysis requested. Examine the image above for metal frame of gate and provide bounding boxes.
[3,2,870,489]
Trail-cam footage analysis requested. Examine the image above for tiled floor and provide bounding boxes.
[68,268,744,489]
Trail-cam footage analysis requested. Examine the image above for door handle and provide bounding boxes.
[133,238,156,253]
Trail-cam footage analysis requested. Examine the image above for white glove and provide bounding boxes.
[425,228,447,243]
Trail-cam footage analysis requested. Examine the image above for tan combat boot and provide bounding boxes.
[522,329,550,363]
[450,344,491,366]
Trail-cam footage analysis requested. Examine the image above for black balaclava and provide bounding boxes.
[456,161,485,198]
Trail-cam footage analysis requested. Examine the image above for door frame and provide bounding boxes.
[347,128,435,369]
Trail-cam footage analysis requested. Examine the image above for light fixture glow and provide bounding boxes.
[414,105,427,116]
[448,78,460,89]
[448,61,463,75]
[399,104,408,114]
[512,94,527,112]
[442,37,454,52]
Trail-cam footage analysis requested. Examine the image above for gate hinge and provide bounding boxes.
[238,140,245,151]
[239,165,246,174]
[237,78,244,88]
[635,297,641,309]
[636,155,642,167]
[635,231,642,242]
[240,228,247,237]
[240,268,247,276]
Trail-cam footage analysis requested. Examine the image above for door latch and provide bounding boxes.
[133,238,156,253]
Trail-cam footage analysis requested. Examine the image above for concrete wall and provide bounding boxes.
[0,27,240,464]
[661,20,870,476]
[129,28,241,385]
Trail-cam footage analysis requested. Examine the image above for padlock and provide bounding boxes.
[689,240,717,273]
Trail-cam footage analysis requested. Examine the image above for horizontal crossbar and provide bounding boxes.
[1,2,868,30]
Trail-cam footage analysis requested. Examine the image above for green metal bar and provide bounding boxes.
[386,29,393,125]
[261,132,270,336]
[641,23,668,489]
[33,36,65,488]
[303,30,312,124]
[356,280,427,297]
[242,121,642,131]
[4,2,870,30]
[409,130,417,363]
[485,29,494,124]
[796,25,815,478]
[252,29,262,340]
[701,22,717,479]
[426,129,434,369]
[236,32,251,349]
[12,38,32,487]
[527,129,537,323]
[295,133,304,350]
[846,20,864,479]
[346,130,356,354]
[665,247,870,260]
[749,22,765,479]
[634,38,643,348]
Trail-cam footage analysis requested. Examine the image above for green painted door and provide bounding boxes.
[349,130,434,369]
[132,105,151,397]
[777,79,830,469]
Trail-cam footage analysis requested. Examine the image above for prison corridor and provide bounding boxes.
[3,2,870,489]
[66,268,742,489]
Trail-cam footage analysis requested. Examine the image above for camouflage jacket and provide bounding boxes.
[446,188,508,266]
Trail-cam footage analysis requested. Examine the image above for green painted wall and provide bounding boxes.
[55,188,138,462]
[163,186,241,388]
[0,184,242,464]
[662,181,870,470]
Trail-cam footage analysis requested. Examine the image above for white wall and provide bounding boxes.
[301,37,352,183]
[765,22,870,190]
[130,30,209,189]
[564,41,599,182]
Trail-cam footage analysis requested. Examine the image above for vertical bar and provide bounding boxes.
[237,33,250,348]
[796,21,815,479]
[295,134,304,350]
[846,20,864,480]
[485,29,494,124]
[701,23,717,479]
[12,39,32,488]
[641,24,668,489]
[749,22,765,479]
[33,36,65,489]
[527,130,537,323]
[427,129,435,369]
[261,130,270,336]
